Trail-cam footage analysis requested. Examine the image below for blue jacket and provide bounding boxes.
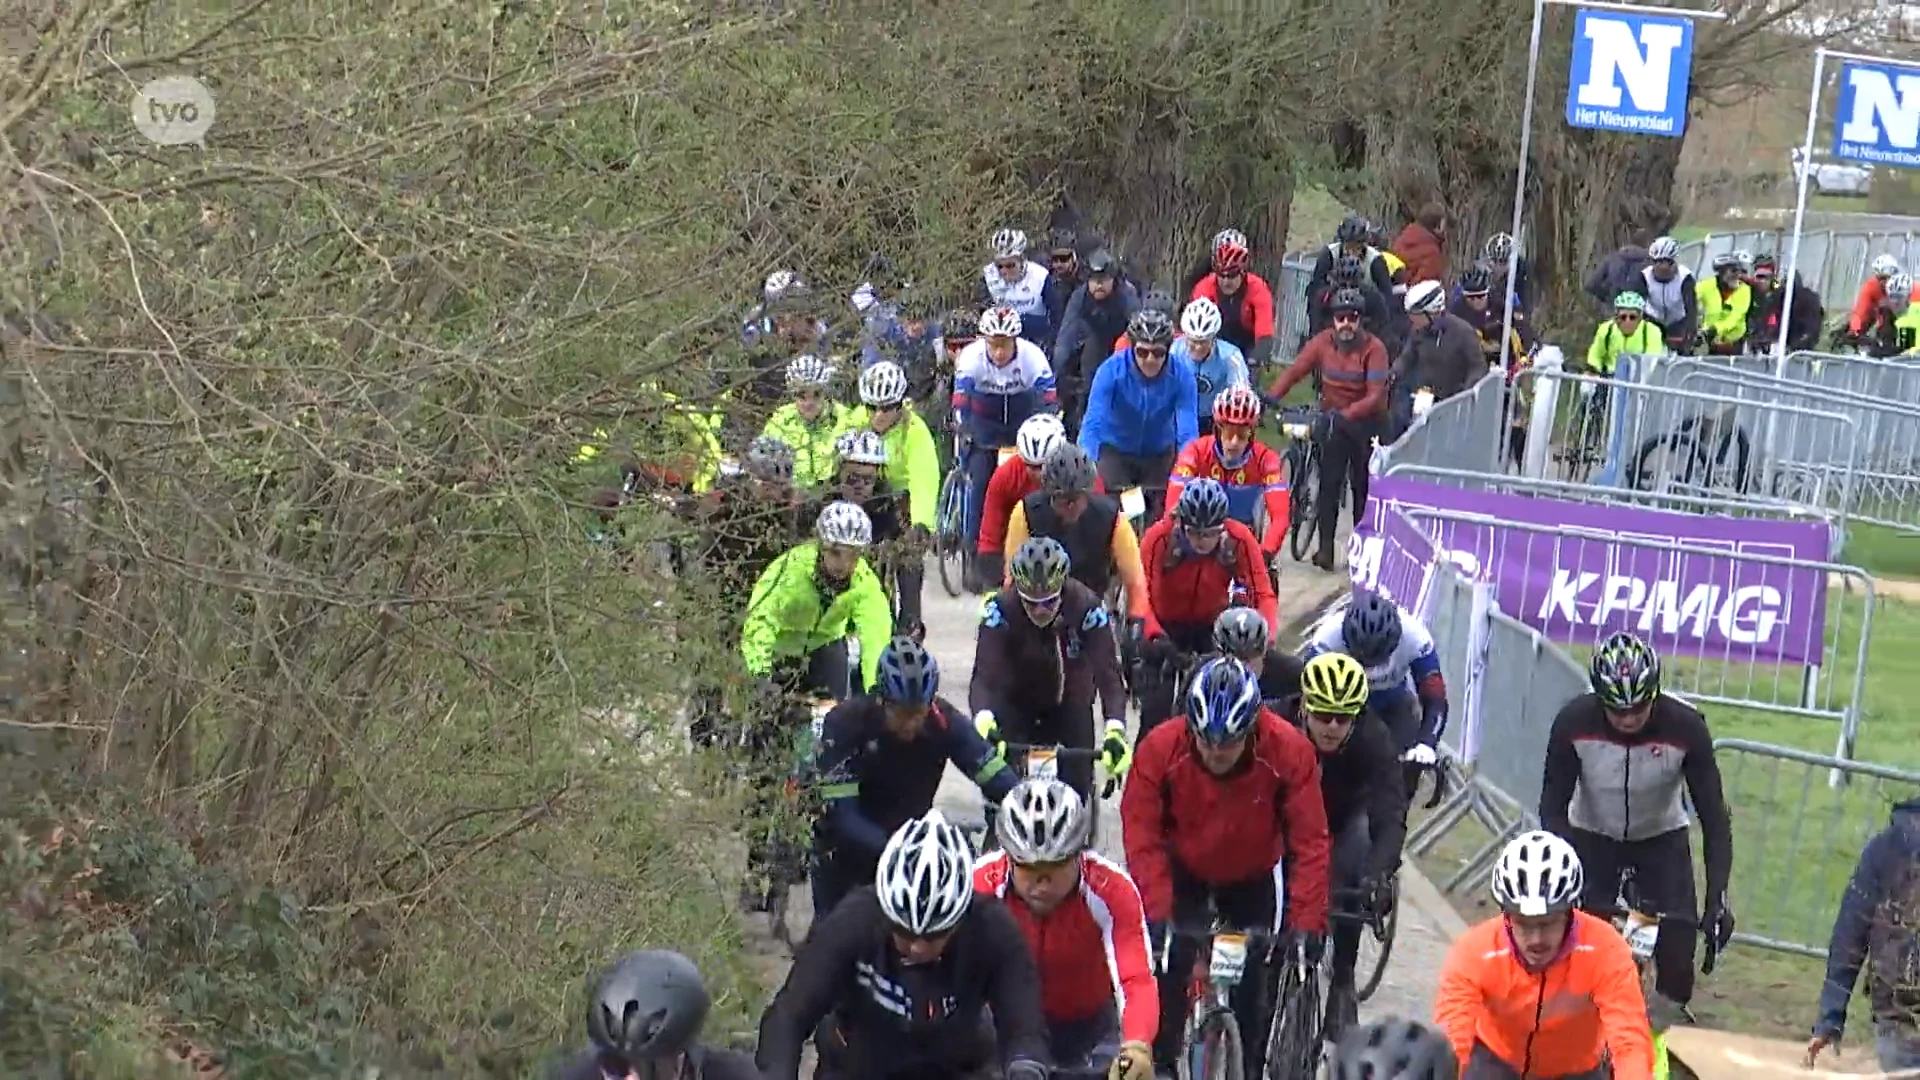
[1078,348,1199,461]
[1173,337,1249,419]
[1817,798,1920,1036]
[812,694,1013,858]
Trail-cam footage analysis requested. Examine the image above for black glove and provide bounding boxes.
[1299,931,1327,965]
[1703,895,1735,973]
[1141,634,1175,665]
[1361,874,1396,922]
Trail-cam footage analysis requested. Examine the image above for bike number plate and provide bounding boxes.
[1025,747,1059,780]
[1623,912,1660,960]
[1209,932,1248,984]
[1120,487,1147,517]
[998,446,1018,466]
[1282,423,1311,440]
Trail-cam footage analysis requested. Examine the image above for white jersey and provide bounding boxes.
[982,260,1050,318]
[1637,265,1693,327]
[954,338,1055,396]
[1304,602,1438,699]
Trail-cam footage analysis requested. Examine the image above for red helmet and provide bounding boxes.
[1212,385,1262,428]
[1212,237,1250,273]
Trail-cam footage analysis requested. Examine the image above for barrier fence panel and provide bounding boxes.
[1273,253,1315,364]
[1783,350,1920,409]
[1370,368,1505,478]
[1713,738,1920,958]
[1680,230,1920,311]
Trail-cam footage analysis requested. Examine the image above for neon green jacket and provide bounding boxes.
[1585,318,1665,375]
[1897,305,1920,353]
[740,541,892,688]
[761,402,850,489]
[1695,278,1752,345]
[841,404,940,530]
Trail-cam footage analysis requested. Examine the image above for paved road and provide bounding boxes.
[745,538,1462,1032]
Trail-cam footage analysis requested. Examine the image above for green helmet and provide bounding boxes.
[1612,291,1648,313]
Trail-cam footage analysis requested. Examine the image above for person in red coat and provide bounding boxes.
[1120,656,1330,1079]
[1391,201,1450,287]
[975,413,1107,582]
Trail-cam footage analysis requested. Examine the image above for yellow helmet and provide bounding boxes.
[1301,653,1369,715]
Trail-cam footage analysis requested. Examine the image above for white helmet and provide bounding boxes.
[858,361,909,408]
[978,305,1023,338]
[1404,280,1447,315]
[995,778,1091,864]
[815,500,873,547]
[1875,254,1903,279]
[1891,274,1915,303]
[1731,248,1753,270]
[1647,236,1679,261]
[1015,413,1067,466]
[876,809,974,936]
[1180,297,1223,340]
[1491,830,1584,917]
[991,228,1028,261]
[835,429,888,467]
[764,269,803,302]
[785,354,835,391]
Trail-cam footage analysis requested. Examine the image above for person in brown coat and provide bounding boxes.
[1391,202,1449,288]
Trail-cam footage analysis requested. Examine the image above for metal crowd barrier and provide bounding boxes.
[1272,253,1315,365]
[1370,369,1505,478]
[1714,738,1920,957]
[1781,351,1920,409]
[1682,229,1920,314]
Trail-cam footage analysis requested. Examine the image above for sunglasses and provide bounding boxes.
[796,388,825,400]
[843,471,879,486]
[1307,710,1358,726]
[1332,313,1360,325]
[1050,251,1076,264]
[1215,268,1245,279]
[1017,590,1063,611]
[1615,313,1642,322]
[1135,345,1169,359]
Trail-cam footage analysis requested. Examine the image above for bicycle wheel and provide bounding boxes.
[1287,447,1319,563]
[935,470,966,597]
[1178,1008,1245,1080]
[1265,956,1325,1080]
[1354,889,1400,1003]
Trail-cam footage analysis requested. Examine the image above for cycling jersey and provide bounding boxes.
[1004,496,1157,636]
[977,455,1107,556]
[952,338,1058,449]
[974,851,1159,1045]
[1434,911,1655,1080]
[1190,273,1277,361]
[1850,276,1894,335]
[840,406,941,530]
[1694,277,1752,346]
[1138,517,1276,637]
[1166,436,1287,554]
[1078,349,1199,462]
[1584,317,1665,376]
[816,695,1013,860]
[1303,605,1448,745]
[982,259,1053,331]
[971,581,1130,726]
[756,887,1051,1080]
[553,1044,760,1080]
[762,402,854,490]
[1119,708,1331,932]
[740,542,893,690]
[1636,266,1696,332]
[1172,336,1248,416]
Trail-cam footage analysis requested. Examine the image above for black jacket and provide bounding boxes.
[1816,798,1920,1034]
[1308,244,1398,302]
[1392,312,1487,402]
[1747,277,1825,353]
[1309,280,1398,352]
[1281,698,1408,880]
[1053,281,1142,377]
[1585,246,1651,309]
[756,887,1051,1080]
[971,580,1129,723]
[813,695,1013,859]
[801,483,908,545]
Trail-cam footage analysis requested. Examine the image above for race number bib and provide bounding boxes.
[1209,932,1248,984]
[1119,487,1147,518]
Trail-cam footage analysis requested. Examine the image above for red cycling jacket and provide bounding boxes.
[1120,708,1331,932]
[1166,436,1289,556]
[1138,517,1277,637]
[978,454,1105,555]
[1190,273,1277,342]
[973,851,1160,1044]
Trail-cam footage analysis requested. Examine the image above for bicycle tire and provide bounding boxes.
[1354,890,1399,1003]
[1264,954,1325,1080]
[1287,446,1319,563]
[1178,1008,1244,1080]
[936,470,966,597]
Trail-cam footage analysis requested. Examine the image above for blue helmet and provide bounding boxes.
[1186,657,1262,744]
[1342,591,1403,666]
[1175,478,1231,530]
[876,636,939,704]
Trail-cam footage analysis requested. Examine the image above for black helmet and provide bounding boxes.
[586,950,711,1062]
[1010,536,1072,597]
[1459,266,1492,295]
[1331,1018,1459,1080]
[1085,249,1118,277]
[1341,591,1403,666]
[1040,443,1096,496]
[1127,308,1176,346]
[1329,288,1365,315]
[1336,216,1370,244]
[1589,631,1660,711]
[1048,227,1078,253]
[1141,287,1177,315]
[941,308,979,342]
[1332,254,1365,284]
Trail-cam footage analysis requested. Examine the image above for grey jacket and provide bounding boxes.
[1392,312,1487,402]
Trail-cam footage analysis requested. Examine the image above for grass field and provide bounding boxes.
[1412,595,1920,1041]
[1842,522,1920,580]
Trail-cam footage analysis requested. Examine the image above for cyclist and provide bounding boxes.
[974,778,1159,1080]
[812,637,1013,918]
[759,355,851,489]
[1213,606,1303,704]
[1540,632,1734,1016]
[1434,831,1653,1080]
[1078,308,1198,523]
[1282,653,1409,1040]
[1190,230,1278,364]
[1135,480,1277,739]
[1391,280,1485,416]
[1695,252,1752,355]
[1304,591,1448,794]
[1745,254,1825,354]
[1844,253,1904,341]
[972,537,1132,802]
[1583,291,1665,377]
[1167,386,1288,563]
[1481,232,1534,316]
[1002,444,1158,639]
[978,227,1053,348]
[1054,250,1142,424]
[1856,272,1920,357]
[741,500,892,702]
[1450,267,1534,362]
[744,270,831,352]
[1120,656,1331,1080]
[553,949,760,1080]
[1309,253,1395,346]
[1042,227,1084,337]
[1174,298,1249,437]
[756,811,1052,1080]
[1635,237,1700,353]
[845,363,938,629]
[1263,287,1389,570]
[977,414,1108,584]
[1330,1019,1459,1080]
[954,305,1058,586]
[800,430,916,629]
[1310,216,1399,311]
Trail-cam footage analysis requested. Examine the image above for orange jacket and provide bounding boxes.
[1433,911,1654,1080]
[1391,223,1448,287]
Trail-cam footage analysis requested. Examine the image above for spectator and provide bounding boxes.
[1586,230,1655,309]
[1808,797,1920,1074]
[1391,203,1449,287]
[1392,280,1485,418]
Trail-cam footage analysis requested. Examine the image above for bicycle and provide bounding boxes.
[1272,406,1322,563]
[933,436,1016,597]
[1165,918,1274,1080]
[759,694,834,949]
[1330,882,1397,1007]
[1263,931,1327,1080]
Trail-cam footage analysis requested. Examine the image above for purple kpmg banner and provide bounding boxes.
[1349,477,1832,665]
[1346,496,1440,617]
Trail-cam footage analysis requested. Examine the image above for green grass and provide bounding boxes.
[1286,184,1354,256]
[1412,596,1920,1041]
[1842,522,1920,580]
